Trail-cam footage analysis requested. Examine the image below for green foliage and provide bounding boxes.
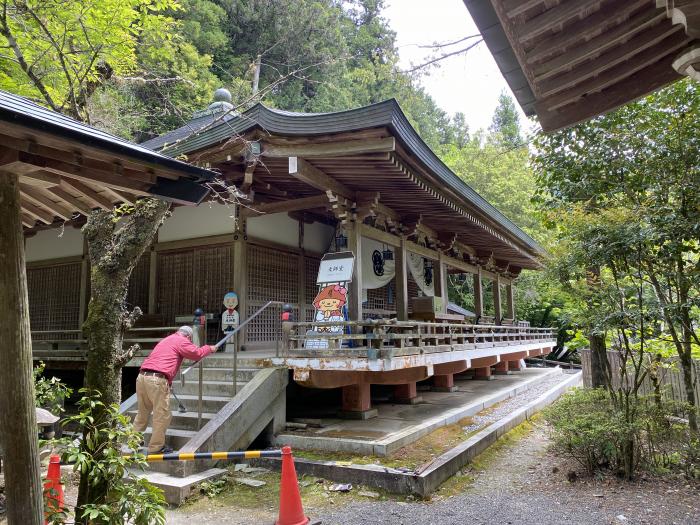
[59,389,165,525]
[198,478,227,498]
[489,91,522,148]
[544,388,696,479]
[34,361,72,414]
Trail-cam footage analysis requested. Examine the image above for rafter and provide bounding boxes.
[289,157,353,198]
[20,184,74,220]
[517,0,601,43]
[59,179,114,210]
[47,185,94,216]
[532,9,667,81]
[22,201,55,224]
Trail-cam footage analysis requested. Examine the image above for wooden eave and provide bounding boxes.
[200,130,543,270]
[465,0,698,131]
[0,90,214,232]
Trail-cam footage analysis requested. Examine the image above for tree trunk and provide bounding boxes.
[679,310,698,432]
[586,266,610,388]
[0,171,44,524]
[75,199,169,523]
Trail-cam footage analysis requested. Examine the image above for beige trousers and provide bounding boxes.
[133,374,172,453]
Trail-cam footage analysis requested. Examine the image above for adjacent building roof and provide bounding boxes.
[0,90,215,229]
[464,0,698,131]
[142,99,545,268]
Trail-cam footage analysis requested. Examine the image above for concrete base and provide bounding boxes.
[473,366,494,381]
[338,408,379,420]
[392,382,422,404]
[261,370,582,497]
[131,467,227,505]
[431,385,459,392]
[391,395,424,405]
[274,368,562,456]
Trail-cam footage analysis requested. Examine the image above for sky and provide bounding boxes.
[383,0,527,133]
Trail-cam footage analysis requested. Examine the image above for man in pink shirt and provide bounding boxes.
[133,326,214,453]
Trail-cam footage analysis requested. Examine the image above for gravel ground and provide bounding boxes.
[461,368,574,433]
[318,422,700,525]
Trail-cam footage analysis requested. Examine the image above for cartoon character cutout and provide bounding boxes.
[222,291,239,333]
[313,284,347,333]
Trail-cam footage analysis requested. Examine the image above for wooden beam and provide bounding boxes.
[532,10,667,81]
[19,184,74,220]
[46,185,94,216]
[540,35,688,111]
[504,0,545,18]
[243,194,329,216]
[537,22,683,98]
[22,201,55,224]
[443,254,477,275]
[263,137,395,158]
[537,52,681,131]
[359,223,400,247]
[59,179,114,210]
[405,239,439,261]
[517,0,601,43]
[346,220,363,323]
[289,157,353,197]
[21,214,35,228]
[15,151,151,195]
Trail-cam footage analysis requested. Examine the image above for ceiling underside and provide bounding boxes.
[466,0,697,131]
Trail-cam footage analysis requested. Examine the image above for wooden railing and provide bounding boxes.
[281,320,556,359]
[31,326,181,352]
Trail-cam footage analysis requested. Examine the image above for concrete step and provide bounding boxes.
[169,393,231,413]
[128,410,215,432]
[190,367,260,382]
[189,354,269,368]
[142,427,197,449]
[177,380,248,396]
[129,467,227,505]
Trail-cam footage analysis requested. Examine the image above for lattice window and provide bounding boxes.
[27,262,82,340]
[126,255,150,312]
[157,244,233,342]
[304,255,320,322]
[246,244,301,344]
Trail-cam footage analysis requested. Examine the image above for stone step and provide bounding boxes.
[186,367,260,382]
[142,427,197,449]
[176,380,248,396]
[128,410,215,432]
[185,354,270,368]
[169,393,231,413]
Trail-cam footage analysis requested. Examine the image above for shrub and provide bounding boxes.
[543,387,695,479]
[50,389,166,525]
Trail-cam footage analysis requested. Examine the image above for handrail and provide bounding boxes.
[180,300,284,378]
[176,300,284,427]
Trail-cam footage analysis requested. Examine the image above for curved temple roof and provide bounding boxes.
[142,98,545,267]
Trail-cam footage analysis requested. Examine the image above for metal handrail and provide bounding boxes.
[177,300,284,426]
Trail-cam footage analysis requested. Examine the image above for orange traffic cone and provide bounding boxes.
[275,446,310,525]
[43,455,64,524]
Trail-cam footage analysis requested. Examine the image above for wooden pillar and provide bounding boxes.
[493,274,502,325]
[506,282,515,320]
[346,220,363,322]
[147,232,158,315]
[434,253,448,313]
[473,268,483,318]
[298,219,306,321]
[78,253,89,323]
[233,217,248,347]
[395,236,409,321]
[0,169,44,524]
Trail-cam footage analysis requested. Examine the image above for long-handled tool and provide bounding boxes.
[171,389,187,413]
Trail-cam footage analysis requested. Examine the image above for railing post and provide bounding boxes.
[192,309,206,427]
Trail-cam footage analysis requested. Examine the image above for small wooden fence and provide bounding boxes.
[580,349,700,408]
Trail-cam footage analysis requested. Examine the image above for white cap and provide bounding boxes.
[178,326,194,339]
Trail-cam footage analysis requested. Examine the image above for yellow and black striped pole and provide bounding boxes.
[125,449,283,462]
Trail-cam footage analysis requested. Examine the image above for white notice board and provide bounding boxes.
[317,251,355,284]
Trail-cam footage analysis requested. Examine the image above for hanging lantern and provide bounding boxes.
[424,259,433,286]
[382,243,394,261]
[335,232,347,250]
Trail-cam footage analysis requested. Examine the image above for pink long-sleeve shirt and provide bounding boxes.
[140,332,213,384]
